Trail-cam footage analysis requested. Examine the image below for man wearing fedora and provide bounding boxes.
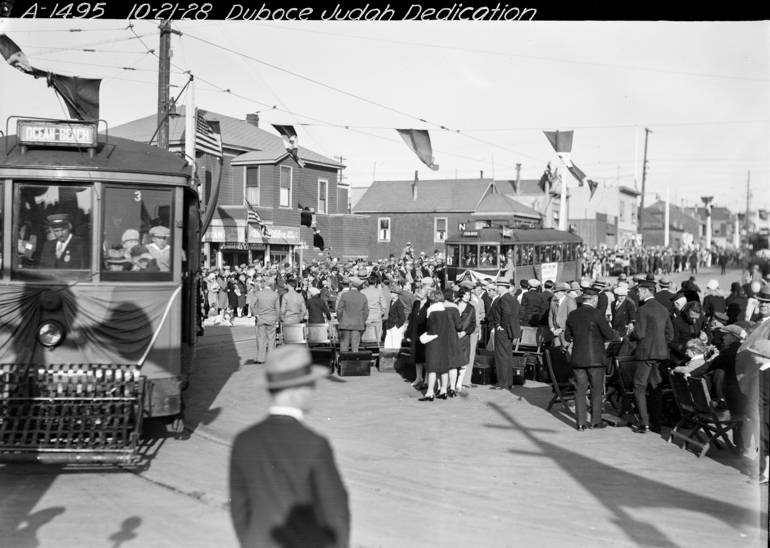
[565,286,617,431]
[39,213,88,269]
[655,275,676,312]
[337,276,369,353]
[549,282,576,350]
[252,278,281,365]
[229,346,350,547]
[628,279,674,434]
[490,279,521,390]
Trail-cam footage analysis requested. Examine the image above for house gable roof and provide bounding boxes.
[353,179,497,213]
[110,106,340,168]
[472,193,542,219]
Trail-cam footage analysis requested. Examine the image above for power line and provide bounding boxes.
[231,22,769,84]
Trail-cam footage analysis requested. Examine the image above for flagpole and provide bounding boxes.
[660,185,671,247]
[185,76,196,171]
[559,169,568,232]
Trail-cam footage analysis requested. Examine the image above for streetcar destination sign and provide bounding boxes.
[17,120,98,148]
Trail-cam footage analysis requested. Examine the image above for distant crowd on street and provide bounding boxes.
[200,240,770,485]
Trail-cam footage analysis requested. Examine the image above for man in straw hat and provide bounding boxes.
[229,346,350,546]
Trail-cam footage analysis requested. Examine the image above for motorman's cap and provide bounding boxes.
[48,214,71,228]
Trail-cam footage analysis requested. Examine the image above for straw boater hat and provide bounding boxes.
[265,346,328,390]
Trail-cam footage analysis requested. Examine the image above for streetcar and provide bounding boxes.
[444,226,583,285]
[0,117,200,463]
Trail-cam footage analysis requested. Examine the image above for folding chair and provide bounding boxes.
[515,326,549,382]
[544,347,576,414]
[607,357,641,426]
[667,372,710,457]
[686,376,747,458]
[307,323,336,370]
[360,323,380,367]
[281,324,307,346]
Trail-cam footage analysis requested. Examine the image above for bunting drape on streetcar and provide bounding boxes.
[0,285,178,365]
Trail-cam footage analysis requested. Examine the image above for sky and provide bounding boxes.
[1,19,768,216]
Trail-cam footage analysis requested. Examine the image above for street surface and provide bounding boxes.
[0,265,767,548]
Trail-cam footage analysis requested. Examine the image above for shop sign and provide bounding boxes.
[462,231,479,237]
[221,243,266,250]
[204,226,241,242]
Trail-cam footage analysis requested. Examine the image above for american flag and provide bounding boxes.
[196,113,222,158]
[246,199,270,240]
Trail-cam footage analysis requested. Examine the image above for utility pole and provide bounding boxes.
[638,128,652,234]
[745,171,751,235]
[334,155,347,212]
[157,21,180,150]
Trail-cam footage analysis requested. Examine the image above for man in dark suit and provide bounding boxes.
[230,345,350,548]
[520,278,543,327]
[629,280,674,433]
[253,278,281,364]
[611,285,636,335]
[490,279,521,390]
[39,213,88,269]
[655,275,676,312]
[565,287,617,430]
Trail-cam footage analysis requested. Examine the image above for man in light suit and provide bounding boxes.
[549,282,576,349]
[253,279,281,364]
[230,346,350,548]
[281,279,308,325]
[629,280,674,433]
[490,279,521,390]
[337,277,369,352]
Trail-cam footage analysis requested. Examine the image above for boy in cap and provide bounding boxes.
[39,213,88,269]
[229,346,350,547]
[147,225,171,272]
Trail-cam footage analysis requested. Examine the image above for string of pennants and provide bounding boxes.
[3,31,602,206]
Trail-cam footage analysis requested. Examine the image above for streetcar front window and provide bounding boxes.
[101,187,173,281]
[14,183,92,280]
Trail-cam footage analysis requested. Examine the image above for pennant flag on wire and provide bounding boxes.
[246,198,270,240]
[196,113,223,158]
[2,33,101,120]
[0,33,32,73]
[272,125,305,168]
[396,129,439,171]
[543,129,600,199]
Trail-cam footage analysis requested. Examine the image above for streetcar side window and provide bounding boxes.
[479,245,498,268]
[461,245,477,268]
[101,187,173,281]
[14,183,92,279]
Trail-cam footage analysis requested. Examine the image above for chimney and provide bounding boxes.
[246,113,259,127]
[412,170,418,202]
[516,163,521,193]
[480,171,484,179]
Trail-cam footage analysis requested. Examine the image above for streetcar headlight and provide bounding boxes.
[37,321,65,347]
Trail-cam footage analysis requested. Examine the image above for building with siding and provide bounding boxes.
[683,205,738,249]
[352,178,542,260]
[568,184,641,248]
[641,200,704,249]
[111,108,369,267]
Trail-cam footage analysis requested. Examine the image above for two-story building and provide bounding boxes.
[111,108,369,267]
[684,205,738,249]
[641,200,704,249]
[568,184,640,248]
[496,177,562,228]
[352,178,541,260]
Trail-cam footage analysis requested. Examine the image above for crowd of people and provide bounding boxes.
[579,245,746,279]
[200,242,770,485]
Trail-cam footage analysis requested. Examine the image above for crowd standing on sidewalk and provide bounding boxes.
[200,241,770,487]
